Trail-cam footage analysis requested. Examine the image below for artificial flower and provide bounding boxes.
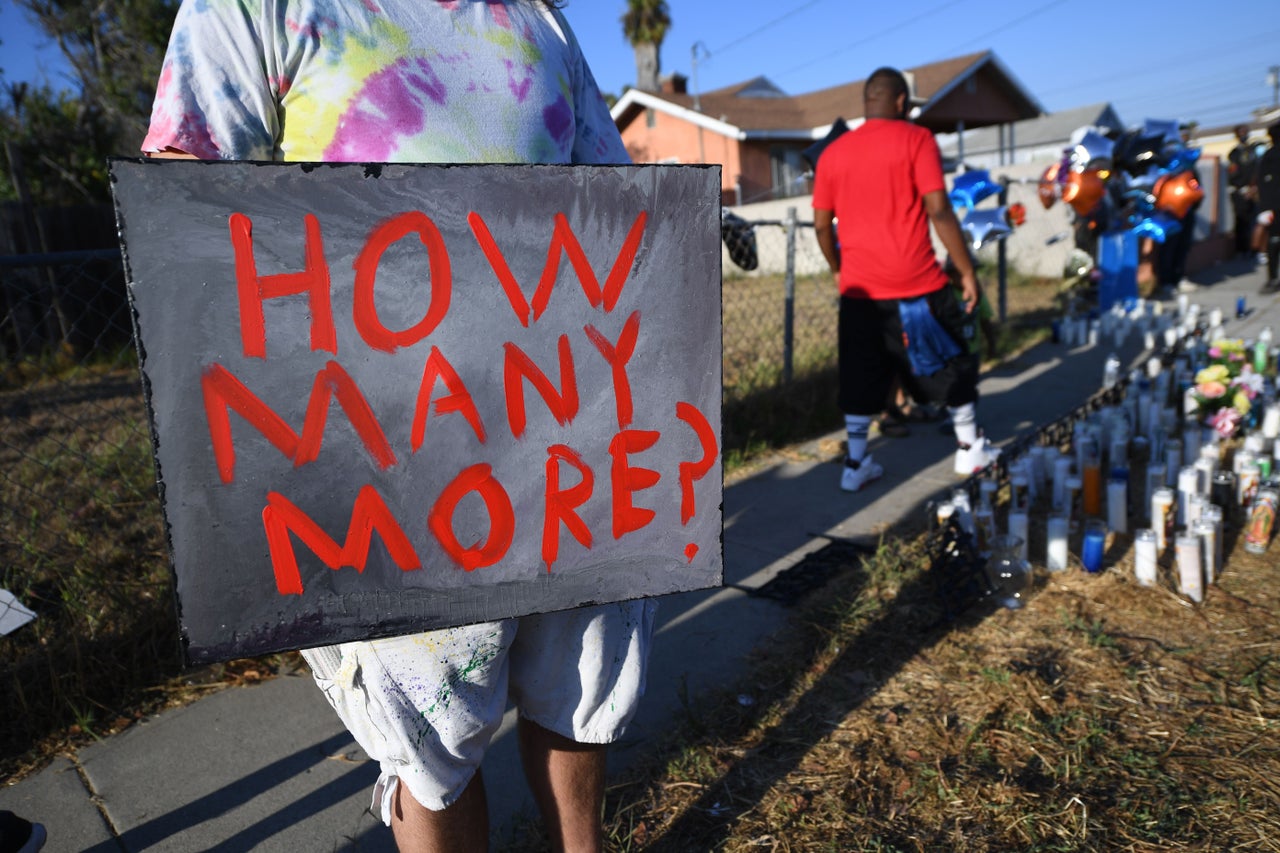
[1196,380,1227,399]
[1195,364,1230,385]
[1208,407,1243,439]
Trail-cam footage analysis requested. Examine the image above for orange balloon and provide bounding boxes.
[1061,168,1105,216]
[1038,162,1061,210]
[1153,171,1204,219]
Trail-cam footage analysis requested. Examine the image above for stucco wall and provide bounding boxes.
[620,110,743,203]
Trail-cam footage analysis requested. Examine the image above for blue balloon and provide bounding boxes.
[961,207,1013,250]
[1142,118,1182,147]
[1130,212,1182,243]
[949,169,1001,211]
[1163,147,1201,173]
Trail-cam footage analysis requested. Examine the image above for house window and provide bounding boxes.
[769,147,810,199]
[646,109,656,128]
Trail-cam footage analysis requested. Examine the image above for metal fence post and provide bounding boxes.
[997,182,1009,322]
[783,206,797,383]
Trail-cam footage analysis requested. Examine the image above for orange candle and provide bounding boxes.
[1082,461,1102,517]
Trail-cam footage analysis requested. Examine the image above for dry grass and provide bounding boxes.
[541,525,1280,852]
[0,367,300,782]
[1,264,1069,796]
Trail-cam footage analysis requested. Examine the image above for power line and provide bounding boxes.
[948,0,1072,52]
[773,0,970,79]
[1035,29,1280,99]
[709,0,829,57]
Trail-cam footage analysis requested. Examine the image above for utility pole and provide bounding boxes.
[691,41,710,164]
[1269,66,1280,108]
[691,41,710,113]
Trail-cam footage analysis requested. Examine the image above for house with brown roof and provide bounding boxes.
[611,50,1044,205]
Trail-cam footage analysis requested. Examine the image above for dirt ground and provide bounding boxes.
[591,518,1280,852]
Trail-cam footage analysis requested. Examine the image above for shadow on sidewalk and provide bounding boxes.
[596,334,1145,849]
[82,731,386,853]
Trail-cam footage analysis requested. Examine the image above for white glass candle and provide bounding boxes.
[1176,533,1204,603]
[1263,404,1280,440]
[1186,493,1209,529]
[1203,506,1224,580]
[1107,479,1128,534]
[1007,512,1029,561]
[1144,463,1166,524]
[1177,465,1198,526]
[1193,519,1218,585]
[1053,455,1073,510]
[1134,529,1158,587]
[1046,514,1069,572]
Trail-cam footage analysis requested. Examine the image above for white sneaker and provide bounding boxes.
[955,437,1001,475]
[1176,279,1199,293]
[841,455,884,492]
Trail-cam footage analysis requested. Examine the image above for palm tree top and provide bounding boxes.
[621,0,671,47]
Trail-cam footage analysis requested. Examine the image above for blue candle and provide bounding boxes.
[1082,521,1106,573]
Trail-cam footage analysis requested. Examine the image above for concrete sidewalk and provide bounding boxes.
[3,258,1277,852]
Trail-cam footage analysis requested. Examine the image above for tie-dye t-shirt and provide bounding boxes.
[143,0,628,165]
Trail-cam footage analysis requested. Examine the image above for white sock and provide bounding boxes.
[950,403,978,447]
[844,414,872,464]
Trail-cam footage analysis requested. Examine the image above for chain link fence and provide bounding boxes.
[2,218,1063,601]
[0,216,1060,758]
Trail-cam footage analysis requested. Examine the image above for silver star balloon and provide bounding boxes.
[1069,129,1115,172]
[961,207,1013,251]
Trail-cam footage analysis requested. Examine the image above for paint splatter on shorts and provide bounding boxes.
[300,599,657,818]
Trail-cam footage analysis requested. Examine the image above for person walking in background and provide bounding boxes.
[142,2,655,850]
[1158,124,1203,295]
[1255,121,1280,294]
[1229,124,1259,260]
[812,66,999,492]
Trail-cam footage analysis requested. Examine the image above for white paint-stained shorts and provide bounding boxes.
[300,600,657,820]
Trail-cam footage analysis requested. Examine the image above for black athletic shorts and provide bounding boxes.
[837,285,979,415]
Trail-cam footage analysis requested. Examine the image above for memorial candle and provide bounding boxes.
[1007,512,1029,561]
[1134,529,1158,587]
[1046,514,1069,571]
[1176,533,1204,603]
[1107,478,1128,534]
[1081,520,1107,573]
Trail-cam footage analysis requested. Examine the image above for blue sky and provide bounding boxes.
[2,0,1277,131]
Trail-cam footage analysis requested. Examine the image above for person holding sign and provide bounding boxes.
[812,66,1000,490]
[142,2,655,850]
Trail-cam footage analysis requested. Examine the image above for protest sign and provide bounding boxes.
[110,161,723,664]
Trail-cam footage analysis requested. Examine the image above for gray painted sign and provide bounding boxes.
[110,160,723,664]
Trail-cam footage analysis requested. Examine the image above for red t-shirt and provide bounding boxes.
[812,118,948,299]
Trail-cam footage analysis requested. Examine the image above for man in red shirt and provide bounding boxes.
[813,66,999,491]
